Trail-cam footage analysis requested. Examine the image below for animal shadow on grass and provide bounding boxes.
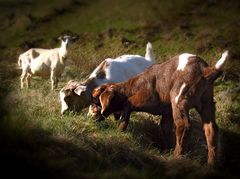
[130,114,209,161]
[0,113,166,178]
[129,114,163,150]
[130,112,240,175]
[218,128,240,176]
[1,111,238,178]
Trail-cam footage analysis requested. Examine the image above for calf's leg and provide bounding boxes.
[198,98,218,166]
[50,70,57,90]
[160,113,174,149]
[20,71,27,89]
[118,108,131,132]
[25,73,32,88]
[171,101,190,157]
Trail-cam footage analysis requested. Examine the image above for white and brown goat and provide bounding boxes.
[90,51,229,165]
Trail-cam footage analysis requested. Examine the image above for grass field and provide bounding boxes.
[0,0,240,178]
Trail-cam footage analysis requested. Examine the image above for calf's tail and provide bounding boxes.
[204,51,229,82]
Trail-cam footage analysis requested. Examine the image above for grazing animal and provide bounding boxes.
[90,51,229,165]
[59,42,155,114]
[18,35,75,89]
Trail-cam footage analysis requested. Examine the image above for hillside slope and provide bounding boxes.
[0,0,239,178]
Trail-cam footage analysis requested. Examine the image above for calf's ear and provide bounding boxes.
[99,90,114,114]
[92,84,108,98]
[74,85,87,96]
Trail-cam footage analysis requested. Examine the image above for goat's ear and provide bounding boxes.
[99,89,114,114]
[67,80,75,85]
[58,36,63,41]
[72,36,77,40]
[74,85,87,96]
[92,84,108,98]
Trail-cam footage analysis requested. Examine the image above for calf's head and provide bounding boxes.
[60,80,89,114]
[91,84,123,120]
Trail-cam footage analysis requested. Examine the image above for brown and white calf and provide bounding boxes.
[59,42,155,114]
[90,51,229,165]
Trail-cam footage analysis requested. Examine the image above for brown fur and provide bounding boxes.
[91,54,225,165]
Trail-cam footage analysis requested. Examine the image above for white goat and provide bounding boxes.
[18,36,74,89]
[60,42,155,114]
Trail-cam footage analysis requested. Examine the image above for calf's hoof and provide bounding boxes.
[118,122,127,132]
[173,145,183,158]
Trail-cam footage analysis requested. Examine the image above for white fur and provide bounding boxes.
[177,53,195,71]
[215,50,229,70]
[18,48,49,66]
[18,38,70,90]
[60,90,68,114]
[102,54,154,84]
[175,83,186,103]
[89,43,155,86]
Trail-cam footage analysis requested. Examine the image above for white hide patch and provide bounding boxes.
[60,91,68,114]
[104,55,154,83]
[88,42,155,83]
[177,53,195,71]
[89,54,154,85]
[175,83,186,103]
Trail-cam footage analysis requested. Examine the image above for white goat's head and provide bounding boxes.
[59,80,89,114]
[58,35,77,47]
